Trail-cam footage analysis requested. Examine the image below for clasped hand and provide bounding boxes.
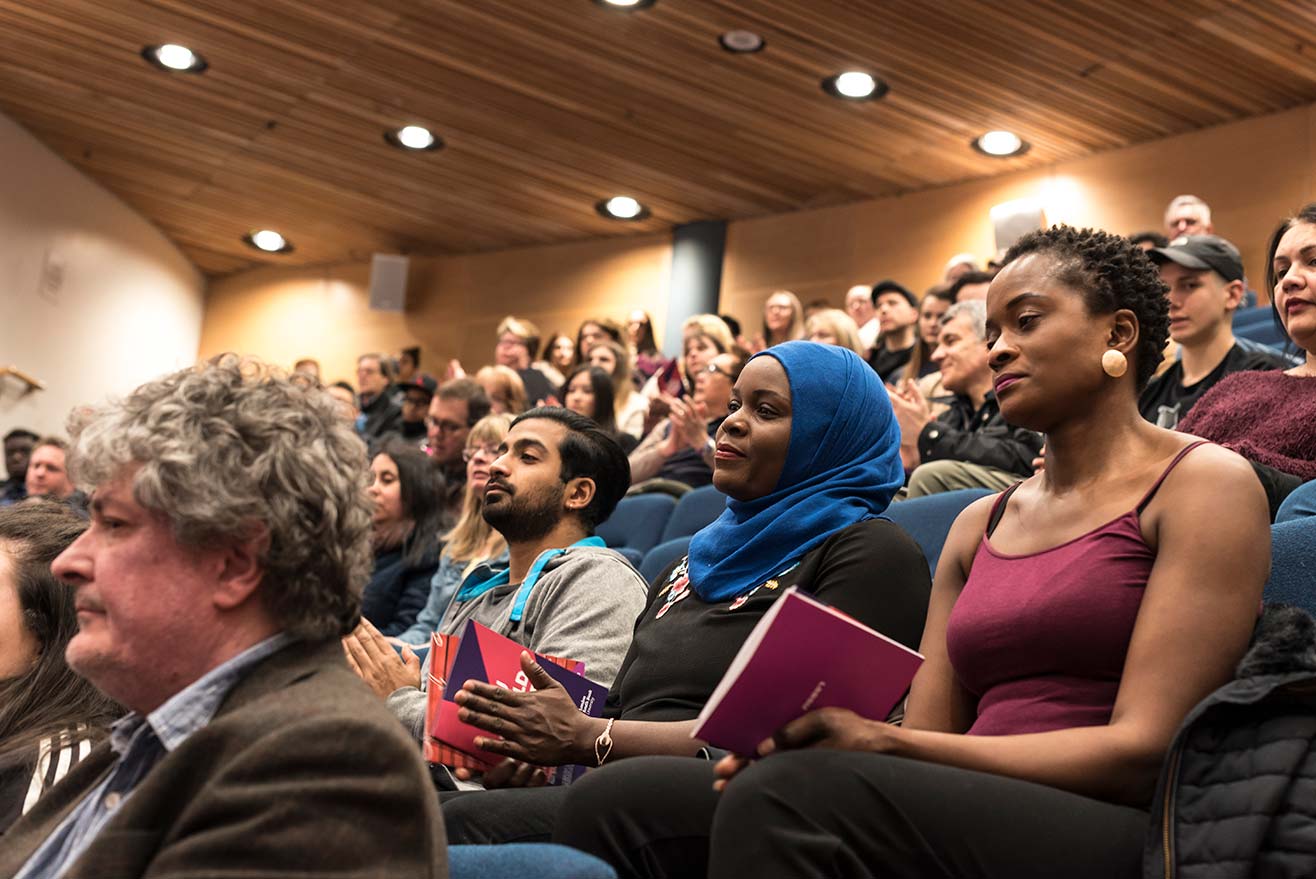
[660,395,710,457]
[712,707,895,792]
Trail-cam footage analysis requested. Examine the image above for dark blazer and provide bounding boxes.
[363,547,440,637]
[0,638,448,879]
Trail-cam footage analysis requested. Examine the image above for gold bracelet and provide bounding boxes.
[594,718,616,766]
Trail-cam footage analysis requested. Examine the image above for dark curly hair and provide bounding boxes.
[1003,225,1170,390]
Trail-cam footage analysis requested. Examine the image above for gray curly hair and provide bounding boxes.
[67,354,373,640]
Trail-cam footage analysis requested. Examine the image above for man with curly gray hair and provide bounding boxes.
[0,355,449,879]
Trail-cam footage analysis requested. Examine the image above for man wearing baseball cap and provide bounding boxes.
[1140,235,1289,429]
[868,280,921,384]
[392,373,438,448]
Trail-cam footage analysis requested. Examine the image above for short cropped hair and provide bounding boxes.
[67,354,374,640]
[510,407,630,532]
[33,436,68,454]
[1003,226,1170,390]
[5,429,39,444]
[1164,194,1212,224]
[437,378,493,426]
[497,316,542,360]
[941,300,988,341]
[949,271,995,301]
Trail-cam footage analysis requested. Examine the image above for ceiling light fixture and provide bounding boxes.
[594,0,655,9]
[973,130,1030,157]
[242,229,294,254]
[384,125,443,152]
[595,196,650,221]
[821,70,888,101]
[141,43,208,73]
[719,30,765,53]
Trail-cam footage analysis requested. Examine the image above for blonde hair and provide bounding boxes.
[442,414,512,564]
[496,316,541,359]
[680,314,735,352]
[805,309,866,356]
[475,365,528,415]
[761,290,806,345]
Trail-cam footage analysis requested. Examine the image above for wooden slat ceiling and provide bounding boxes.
[1,0,1313,277]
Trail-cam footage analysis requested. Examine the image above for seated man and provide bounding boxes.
[1,428,37,506]
[394,373,438,446]
[949,270,993,302]
[867,281,920,383]
[24,437,76,502]
[890,300,1043,496]
[428,378,493,526]
[0,357,447,878]
[353,407,648,741]
[356,352,403,443]
[628,350,747,492]
[1141,234,1289,429]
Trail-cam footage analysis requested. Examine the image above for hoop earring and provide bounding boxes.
[1101,349,1128,378]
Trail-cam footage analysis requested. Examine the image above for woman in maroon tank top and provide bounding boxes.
[672,227,1270,879]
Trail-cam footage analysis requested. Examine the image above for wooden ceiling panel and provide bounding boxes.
[0,0,1312,277]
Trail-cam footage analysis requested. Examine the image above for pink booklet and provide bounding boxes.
[692,586,924,756]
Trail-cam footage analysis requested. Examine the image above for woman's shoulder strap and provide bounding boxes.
[984,481,1025,539]
[1135,440,1212,513]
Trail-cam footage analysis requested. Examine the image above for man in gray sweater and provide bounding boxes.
[346,407,647,742]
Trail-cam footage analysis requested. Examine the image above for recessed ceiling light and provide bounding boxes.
[141,43,208,73]
[972,130,1030,157]
[821,71,888,101]
[596,196,650,221]
[384,125,443,152]
[242,230,294,254]
[719,30,765,53]
[594,0,655,8]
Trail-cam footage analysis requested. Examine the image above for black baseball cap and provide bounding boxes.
[870,279,918,308]
[1149,235,1244,283]
[402,374,438,400]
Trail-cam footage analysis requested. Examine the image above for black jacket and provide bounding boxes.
[917,392,1043,477]
[360,388,403,444]
[1144,604,1316,879]
[361,546,440,637]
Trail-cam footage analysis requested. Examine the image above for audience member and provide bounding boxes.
[629,350,746,491]
[325,381,359,424]
[356,352,403,442]
[755,290,805,350]
[587,340,648,438]
[891,300,1043,496]
[576,318,624,361]
[428,378,494,526]
[1164,194,1214,239]
[393,374,437,446]
[560,226,1268,879]
[363,408,647,741]
[844,284,879,353]
[903,283,956,382]
[640,314,735,424]
[950,269,994,302]
[396,346,421,384]
[535,333,576,389]
[24,438,75,502]
[1,429,37,507]
[868,280,920,383]
[1129,231,1169,252]
[292,357,321,380]
[0,502,120,833]
[361,441,444,637]
[396,414,514,647]
[719,314,750,351]
[442,341,930,845]
[804,308,866,356]
[1140,235,1288,429]
[625,310,665,384]
[0,356,448,877]
[802,297,832,320]
[495,316,557,406]
[476,365,529,416]
[1180,204,1316,512]
[942,252,979,282]
[562,365,638,454]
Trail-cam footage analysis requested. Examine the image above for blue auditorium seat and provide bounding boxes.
[883,489,996,575]
[659,484,727,543]
[596,493,677,562]
[1265,518,1316,617]
[1276,480,1316,524]
[640,537,693,586]
[450,843,617,879]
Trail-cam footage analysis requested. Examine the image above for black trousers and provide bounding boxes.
[554,752,1150,879]
[440,785,569,844]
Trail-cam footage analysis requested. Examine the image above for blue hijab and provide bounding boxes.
[686,340,903,602]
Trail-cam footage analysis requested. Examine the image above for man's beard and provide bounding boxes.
[482,481,564,543]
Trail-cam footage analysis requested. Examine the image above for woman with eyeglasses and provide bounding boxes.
[395,414,514,647]
[628,350,747,492]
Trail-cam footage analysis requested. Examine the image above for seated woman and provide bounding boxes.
[0,501,120,832]
[640,315,735,424]
[587,340,648,439]
[625,310,666,385]
[557,226,1270,879]
[440,340,932,844]
[475,365,528,416]
[534,333,576,390]
[395,414,514,647]
[804,308,867,357]
[1179,204,1316,515]
[562,365,639,455]
[360,441,444,637]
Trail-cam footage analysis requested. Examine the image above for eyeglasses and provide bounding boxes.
[425,417,467,434]
[463,443,500,463]
[704,362,735,380]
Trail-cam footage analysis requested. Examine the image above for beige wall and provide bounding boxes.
[203,102,1316,378]
[0,112,204,440]
[722,103,1316,329]
[199,234,672,386]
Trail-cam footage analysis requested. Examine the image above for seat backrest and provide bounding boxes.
[1265,519,1316,616]
[640,536,693,587]
[595,493,677,555]
[660,485,727,542]
[882,488,996,575]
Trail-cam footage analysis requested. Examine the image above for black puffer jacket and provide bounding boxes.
[1144,604,1316,879]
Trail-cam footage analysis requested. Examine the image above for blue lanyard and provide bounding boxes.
[453,536,606,623]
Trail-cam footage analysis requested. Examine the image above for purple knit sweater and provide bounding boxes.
[1178,369,1316,479]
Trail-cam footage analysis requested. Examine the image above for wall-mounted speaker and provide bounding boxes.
[368,253,410,312]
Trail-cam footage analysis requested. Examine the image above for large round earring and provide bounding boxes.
[1102,348,1128,378]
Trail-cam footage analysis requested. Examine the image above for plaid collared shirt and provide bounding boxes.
[15,633,292,879]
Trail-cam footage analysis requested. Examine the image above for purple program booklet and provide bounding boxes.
[692,586,924,756]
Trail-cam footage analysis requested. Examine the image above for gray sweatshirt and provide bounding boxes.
[387,543,648,740]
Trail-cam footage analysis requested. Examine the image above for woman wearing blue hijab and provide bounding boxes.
[440,341,931,848]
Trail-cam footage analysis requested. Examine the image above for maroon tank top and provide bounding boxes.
[945,441,1209,736]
